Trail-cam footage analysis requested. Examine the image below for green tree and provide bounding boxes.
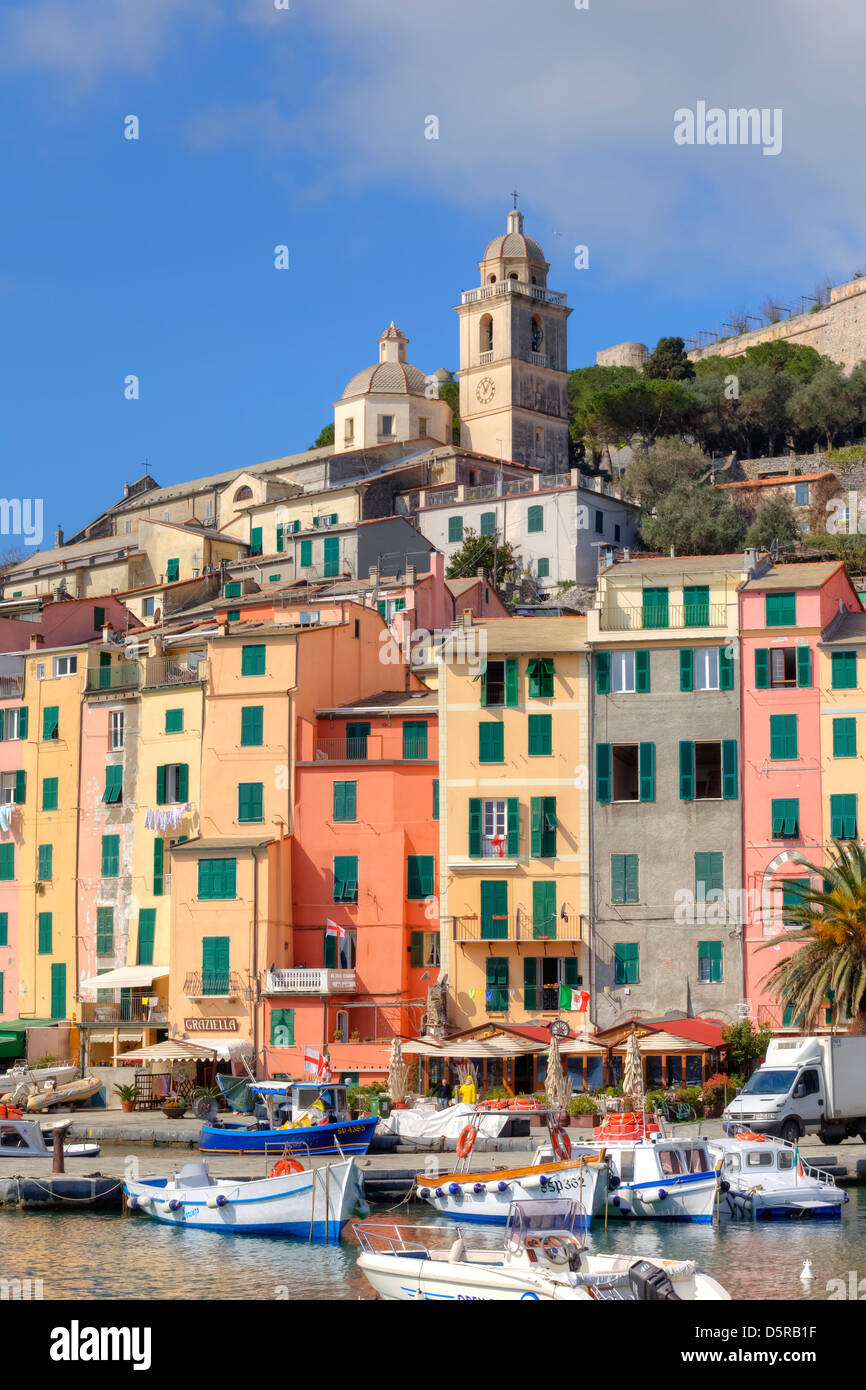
[643,336,695,381]
[639,484,747,556]
[756,841,866,1033]
[743,340,826,381]
[720,1020,773,1079]
[437,378,461,443]
[745,494,801,551]
[576,378,694,452]
[622,437,709,509]
[788,363,866,449]
[310,423,335,449]
[445,527,518,589]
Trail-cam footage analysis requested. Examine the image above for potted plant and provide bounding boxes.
[160,1093,187,1119]
[113,1082,139,1114]
[350,1030,360,1043]
[567,1094,601,1129]
[333,1029,344,1043]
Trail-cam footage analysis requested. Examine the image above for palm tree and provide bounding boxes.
[756,839,866,1033]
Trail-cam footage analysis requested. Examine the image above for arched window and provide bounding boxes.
[233,485,253,502]
[488,274,497,284]
[531,316,543,353]
[480,314,493,355]
[508,272,518,281]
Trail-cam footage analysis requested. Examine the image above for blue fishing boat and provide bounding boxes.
[199,1080,379,1156]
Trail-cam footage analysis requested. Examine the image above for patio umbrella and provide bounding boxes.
[623,1029,643,1112]
[387,1037,410,1104]
[545,1032,571,1111]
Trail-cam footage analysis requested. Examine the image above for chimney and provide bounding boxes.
[462,609,474,630]
[623,547,631,561]
[405,565,415,584]
[102,624,113,645]
[670,545,675,558]
[54,526,64,548]
[743,547,759,577]
[368,566,378,583]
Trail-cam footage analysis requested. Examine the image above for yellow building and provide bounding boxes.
[817,611,866,846]
[438,616,590,1073]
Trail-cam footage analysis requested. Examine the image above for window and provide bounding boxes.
[96,907,114,957]
[781,878,810,927]
[480,511,495,536]
[249,528,263,557]
[52,655,77,677]
[794,482,810,505]
[771,798,800,838]
[419,417,428,437]
[537,558,549,579]
[165,709,183,734]
[379,415,394,437]
[833,717,857,758]
[527,657,555,698]
[101,834,120,877]
[42,777,58,811]
[166,558,179,583]
[480,879,508,940]
[485,957,509,1012]
[344,417,355,443]
[227,609,240,622]
[596,743,655,802]
[530,797,557,857]
[479,721,504,763]
[0,913,7,946]
[0,844,12,880]
[299,611,320,626]
[324,928,356,969]
[269,574,281,584]
[527,505,543,533]
[410,931,440,968]
[0,771,25,805]
[407,855,435,899]
[695,852,724,901]
[103,764,123,804]
[334,855,358,904]
[642,587,669,629]
[469,797,518,859]
[198,860,237,900]
[333,781,357,822]
[109,710,124,749]
[683,585,710,627]
[528,713,552,756]
[770,713,798,760]
[765,592,796,627]
[534,427,545,457]
[201,937,231,994]
[614,524,621,542]
[38,912,53,954]
[156,763,189,805]
[611,854,639,904]
[346,721,370,759]
[239,706,263,749]
[50,963,66,1020]
[693,648,720,691]
[432,779,439,820]
[698,941,723,982]
[224,582,241,599]
[480,658,517,706]
[2,707,28,740]
[832,651,857,690]
[531,881,556,940]
[679,740,737,800]
[241,644,266,676]
[524,955,581,1010]
[830,793,858,839]
[153,838,165,896]
[403,720,428,759]
[755,645,811,688]
[143,597,155,617]
[37,844,52,881]
[238,782,264,822]
[323,536,339,577]
[270,1007,295,1046]
[448,516,463,543]
[482,798,505,857]
[614,943,639,985]
[138,909,156,966]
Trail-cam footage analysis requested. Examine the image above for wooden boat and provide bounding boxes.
[200,1080,378,1156]
[125,1157,363,1239]
[25,1076,102,1112]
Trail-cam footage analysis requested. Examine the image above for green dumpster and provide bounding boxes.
[378,1096,392,1119]
[368,1096,380,1117]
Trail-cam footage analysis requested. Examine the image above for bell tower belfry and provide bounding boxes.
[455,207,572,472]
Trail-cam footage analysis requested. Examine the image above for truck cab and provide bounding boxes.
[723,1036,866,1145]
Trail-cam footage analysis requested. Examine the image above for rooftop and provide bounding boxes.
[316,689,437,715]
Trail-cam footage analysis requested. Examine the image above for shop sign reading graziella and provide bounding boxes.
[183,1018,240,1033]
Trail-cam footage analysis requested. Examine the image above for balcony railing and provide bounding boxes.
[86,662,140,692]
[530,352,548,367]
[183,970,244,999]
[0,675,23,698]
[479,350,494,364]
[143,657,205,689]
[599,602,728,632]
[79,996,168,1025]
[263,968,357,995]
[426,488,459,508]
[466,484,498,501]
[452,914,584,943]
[461,281,568,308]
[313,731,437,763]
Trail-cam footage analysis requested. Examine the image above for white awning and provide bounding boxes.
[79,965,169,991]
[115,1039,217,1063]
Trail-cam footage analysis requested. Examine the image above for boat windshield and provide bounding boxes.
[740,1069,797,1097]
[686,1146,709,1172]
[505,1200,583,1247]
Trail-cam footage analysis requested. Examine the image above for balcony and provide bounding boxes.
[466,483,498,501]
[461,281,568,308]
[85,663,139,693]
[0,675,23,698]
[530,352,548,367]
[452,914,584,943]
[426,488,459,508]
[263,968,357,995]
[479,350,494,365]
[79,996,168,1025]
[312,730,437,763]
[143,657,205,689]
[598,602,728,632]
[183,970,245,1000]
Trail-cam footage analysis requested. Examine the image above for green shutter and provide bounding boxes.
[532,881,556,939]
[0,914,7,946]
[14,770,25,804]
[165,708,183,734]
[17,706,28,739]
[527,505,543,533]
[153,838,165,896]
[96,906,114,956]
[137,909,155,966]
[38,912,53,954]
[771,798,799,838]
[531,798,542,857]
[796,646,811,687]
[679,741,695,800]
[102,764,122,804]
[770,714,797,760]
[276,524,285,553]
[469,798,482,857]
[334,855,358,903]
[323,535,339,577]
[410,932,424,968]
[596,743,611,802]
[563,956,579,989]
[50,963,66,1020]
[596,651,610,694]
[833,717,857,758]
[300,539,312,568]
[0,845,13,880]
[448,516,463,543]
[323,931,336,968]
[635,650,650,693]
[698,940,723,983]
[480,881,508,940]
[765,592,796,627]
[202,936,230,994]
[781,879,810,927]
[638,743,654,802]
[755,648,769,689]
[270,1006,295,1045]
[166,558,179,582]
[695,852,724,900]
[241,644,266,676]
[480,511,495,536]
[407,855,434,899]
[432,779,439,820]
[238,782,264,822]
[37,844,52,880]
[101,834,120,876]
[611,854,638,904]
[176,764,189,802]
[832,651,857,690]
[479,721,504,762]
[403,720,428,759]
[224,582,241,599]
[41,776,57,811]
[642,587,669,628]
[614,943,639,985]
[719,646,734,690]
[505,658,519,707]
[333,780,357,822]
[722,740,738,800]
[524,957,538,1011]
[830,793,858,839]
[679,649,693,691]
[507,798,519,856]
[198,859,237,900]
[241,706,264,746]
[156,765,166,805]
[94,606,105,630]
[250,527,262,557]
[684,585,710,626]
[528,714,552,756]
[485,956,508,1011]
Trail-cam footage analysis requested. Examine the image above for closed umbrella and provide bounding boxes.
[545,1032,571,1111]
[623,1029,643,1112]
[387,1037,410,1105]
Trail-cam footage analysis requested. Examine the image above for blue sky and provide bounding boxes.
[2,0,865,542]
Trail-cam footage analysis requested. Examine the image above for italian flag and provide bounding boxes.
[559,986,590,1012]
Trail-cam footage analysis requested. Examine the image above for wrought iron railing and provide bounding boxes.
[452,914,584,942]
[85,663,140,692]
[183,971,244,998]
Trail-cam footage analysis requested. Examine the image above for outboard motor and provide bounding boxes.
[628,1260,681,1301]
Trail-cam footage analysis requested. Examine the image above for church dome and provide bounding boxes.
[482,209,547,266]
[339,322,429,399]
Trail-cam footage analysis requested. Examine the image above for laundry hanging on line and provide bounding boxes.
[144,803,191,831]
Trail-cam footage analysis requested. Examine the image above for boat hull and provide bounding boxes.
[609,1173,718,1223]
[725,1184,845,1220]
[418,1160,607,1227]
[199,1115,378,1156]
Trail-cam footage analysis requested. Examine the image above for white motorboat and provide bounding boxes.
[124,1156,365,1239]
[539,1115,720,1223]
[0,1063,79,1096]
[414,1108,609,1226]
[356,1200,731,1301]
[709,1130,847,1220]
[0,1115,99,1158]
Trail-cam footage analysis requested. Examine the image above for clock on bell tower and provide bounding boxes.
[455,206,572,472]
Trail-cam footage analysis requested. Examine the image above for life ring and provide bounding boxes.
[551,1126,572,1161]
[0,1105,22,1119]
[457,1125,477,1159]
[269,1157,305,1177]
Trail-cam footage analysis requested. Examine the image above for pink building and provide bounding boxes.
[0,657,26,1022]
[740,561,861,1021]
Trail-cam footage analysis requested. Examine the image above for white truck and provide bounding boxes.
[722,1035,866,1146]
